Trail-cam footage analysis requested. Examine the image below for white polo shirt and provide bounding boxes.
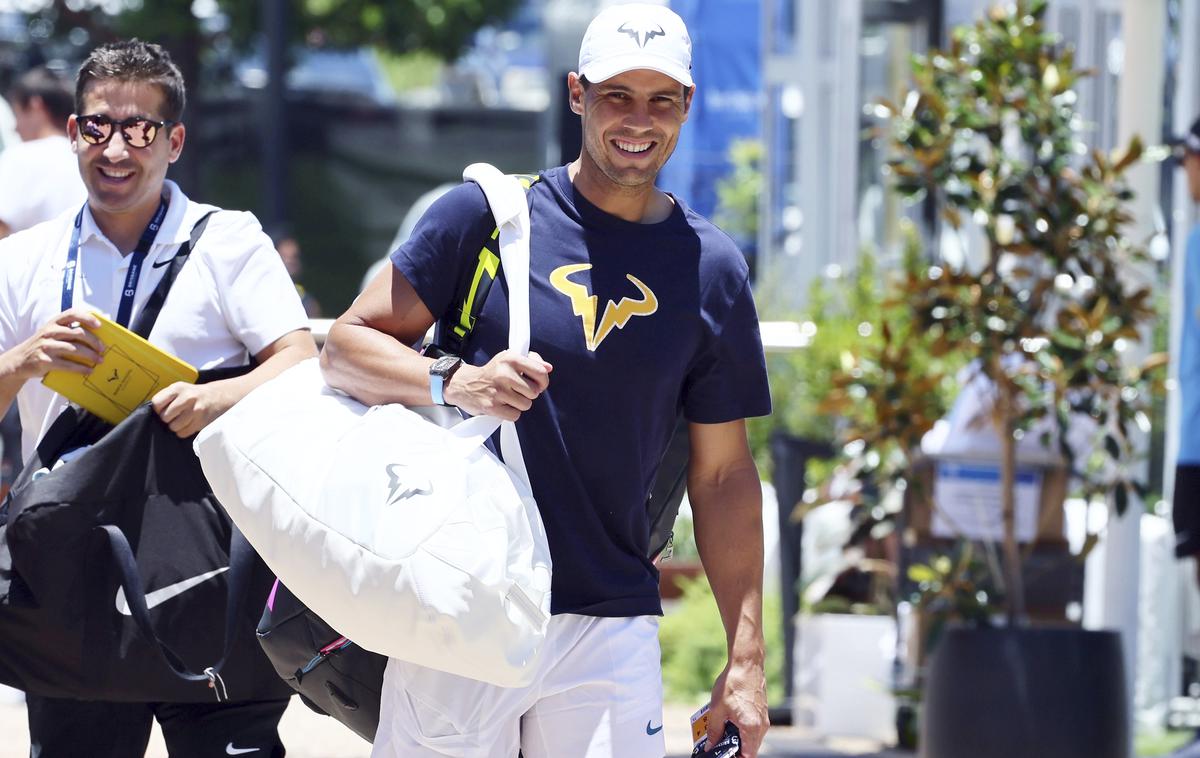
[0,179,309,459]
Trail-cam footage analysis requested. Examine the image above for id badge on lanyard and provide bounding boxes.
[60,198,169,328]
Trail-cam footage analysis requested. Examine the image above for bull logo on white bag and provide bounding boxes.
[385,463,433,504]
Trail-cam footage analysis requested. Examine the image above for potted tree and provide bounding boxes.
[822,1,1165,755]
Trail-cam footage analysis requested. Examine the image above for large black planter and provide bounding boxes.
[922,626,1129,758]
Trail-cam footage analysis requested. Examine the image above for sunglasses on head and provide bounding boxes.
[76,113,176,149]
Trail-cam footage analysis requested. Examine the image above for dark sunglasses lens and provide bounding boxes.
[121,119,157,148]
[79,116,111,145]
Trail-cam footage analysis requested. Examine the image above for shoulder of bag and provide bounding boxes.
[467,171,540,226]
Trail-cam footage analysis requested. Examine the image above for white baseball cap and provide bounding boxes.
[578,3,694,88]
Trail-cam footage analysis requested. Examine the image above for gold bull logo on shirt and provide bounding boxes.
[550,264,659,351]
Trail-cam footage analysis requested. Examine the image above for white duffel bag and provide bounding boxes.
[194,164,552,688]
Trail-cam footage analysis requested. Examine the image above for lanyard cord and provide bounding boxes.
[60,197,170,328]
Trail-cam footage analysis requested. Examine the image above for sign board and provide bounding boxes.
[931,461,1042,542]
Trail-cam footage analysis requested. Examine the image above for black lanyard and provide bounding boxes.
[60,197,170,328]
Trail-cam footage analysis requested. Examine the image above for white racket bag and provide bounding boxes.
[195,164,551,687]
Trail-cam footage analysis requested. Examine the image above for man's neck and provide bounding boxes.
[90,193,165,256]
[567,159,673,224]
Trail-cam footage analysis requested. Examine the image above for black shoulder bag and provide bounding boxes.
[0,212,291,703]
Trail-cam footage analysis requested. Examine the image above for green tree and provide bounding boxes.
[843,0,1164,623]
[32,0,520,60]
[29,0,519,202]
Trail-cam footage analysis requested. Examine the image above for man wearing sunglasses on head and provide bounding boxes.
[0,39,316,756]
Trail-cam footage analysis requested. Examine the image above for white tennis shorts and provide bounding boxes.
[371,614,666,758]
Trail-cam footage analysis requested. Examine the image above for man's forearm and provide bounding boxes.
[321,319,436,408]
[0,348,28,421]
[691,462,766,660]
[211,333,318,407]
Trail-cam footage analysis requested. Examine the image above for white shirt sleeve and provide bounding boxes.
[208,211,310,356]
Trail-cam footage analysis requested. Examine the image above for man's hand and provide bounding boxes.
[706,657,768,757]
[443,349,552,421]
[2,308,104,382]
[151,381,238,438]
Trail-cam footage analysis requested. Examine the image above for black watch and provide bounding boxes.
[429,355,463,406]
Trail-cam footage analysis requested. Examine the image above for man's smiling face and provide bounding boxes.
[68,79,184,219]
[570,68,693,192]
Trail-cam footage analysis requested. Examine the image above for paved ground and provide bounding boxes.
[0,688,904,757]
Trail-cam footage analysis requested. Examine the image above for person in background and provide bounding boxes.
[0,66,87,522]
[1174,116,1200,581]
[1171,117,1200,758]
[0,66,86,238]
[275,233,323,318]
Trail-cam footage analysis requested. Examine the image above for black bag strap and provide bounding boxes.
[97,523,257,701]
[433,174,540,356]
[19,212,228,474]
[129,211,217,340]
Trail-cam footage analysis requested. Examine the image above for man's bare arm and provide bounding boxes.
[688,418,768,757]
[152,328,317,437]
[320,264,551,420]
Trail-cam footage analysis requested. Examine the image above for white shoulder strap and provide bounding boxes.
[462,162,531,356]
[452,163,534,490]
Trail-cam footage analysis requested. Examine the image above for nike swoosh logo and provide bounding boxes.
[115,567,229,616]
[225,743,260,755]
[150,255,179,268]
[646,720,663,736]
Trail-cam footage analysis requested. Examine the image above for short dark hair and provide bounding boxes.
[8,66,74,125]
[75,39,186,122]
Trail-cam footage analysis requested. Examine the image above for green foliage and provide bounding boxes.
[376,49,444,93]
[752,252,883,445]
[659,576,785,705]
[907,543,999,653]
[666,513,699,562]
[1134,729,1193,757]
[712,138,763,248]
[878,0,1161,502]
[33,0,521,62]
[840,0,1167,620]
[222,0,523,59]
[765,224,965,510]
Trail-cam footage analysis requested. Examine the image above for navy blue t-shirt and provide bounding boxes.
[391,165,772,617]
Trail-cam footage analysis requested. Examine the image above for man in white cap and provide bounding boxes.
[323,3,771,756]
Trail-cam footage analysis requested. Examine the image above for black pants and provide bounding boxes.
[26,693,290,758]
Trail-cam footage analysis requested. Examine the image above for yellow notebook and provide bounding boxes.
[42,311,199,425]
